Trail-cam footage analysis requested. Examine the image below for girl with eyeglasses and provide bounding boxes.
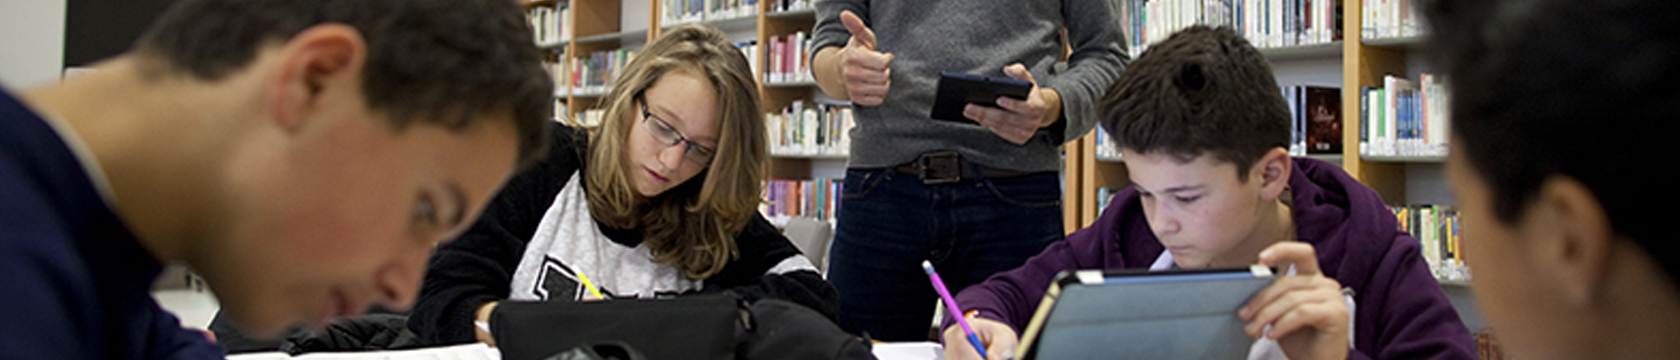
[406,24,836,346]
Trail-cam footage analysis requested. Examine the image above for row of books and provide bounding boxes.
[762,178,843,221]
[572,108,606,127]
[1359,74,1449,157]
[570,49,637,96]
[1360,0,1422,40]
[768,100,853,156]
[1390,204,1470,282]
[1093,85,1343,158]
[1093,125,1123,161]
[764,31,814,84]
[768,0,813,13]
[527,2,571,45]
[1286,85,1343,155]
[661,0,757,26]
[542,55,567,96]
[1116,0,1343,57]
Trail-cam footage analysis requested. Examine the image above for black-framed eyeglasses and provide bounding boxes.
[640,99,716,165]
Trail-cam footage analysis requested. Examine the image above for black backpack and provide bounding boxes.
[492,294,873,360]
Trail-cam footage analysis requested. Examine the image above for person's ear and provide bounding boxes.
[1527,175,1615,307]
[1252,147,1292,200]
[265,24,367,132]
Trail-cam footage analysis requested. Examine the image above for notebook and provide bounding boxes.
[1013,265,1276,360]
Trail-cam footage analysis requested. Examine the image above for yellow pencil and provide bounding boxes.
[577,272,605,299]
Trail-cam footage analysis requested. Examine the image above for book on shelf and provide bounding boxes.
[1476,329,1510,360]
[542,56,566,94]
[762,178,843,222]
[1361,0,1421,40]
[661,0,758,26]
[527,2,571,45]
[1096,187,1124,216]
[554,98,568,123]
[1116,0,1343,58]
[769,0,813,13]
[543,46,571,95]
[570,49,637,95]
[565,108,605,128]
[767,100,853,156]
[764,31,813,84]
[1360,73,1448,158]
[736,41,760,83]
[1283,85,1341,155]
[1093,124,1123,161]
[1388,204,1469,282]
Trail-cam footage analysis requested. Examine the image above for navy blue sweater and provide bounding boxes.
[0,89,225,359]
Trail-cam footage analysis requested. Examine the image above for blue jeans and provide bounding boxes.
[828,167,1064,340]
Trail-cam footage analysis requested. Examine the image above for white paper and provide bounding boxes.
[872,341,946,360]
[226,343,500,360]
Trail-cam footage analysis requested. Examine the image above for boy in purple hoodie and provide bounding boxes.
[941,26,1474,360]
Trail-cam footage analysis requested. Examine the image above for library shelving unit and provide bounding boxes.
[522,0,657,123]
[754,3,831,183]
[1342,0,1488,336]
[1342,32,1450,207]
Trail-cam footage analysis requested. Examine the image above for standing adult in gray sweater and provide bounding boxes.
[809,0,1128,340]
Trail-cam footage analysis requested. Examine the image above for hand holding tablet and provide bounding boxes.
[930,71,1033,124]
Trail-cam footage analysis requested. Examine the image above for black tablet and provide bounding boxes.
[930,71,1033,123]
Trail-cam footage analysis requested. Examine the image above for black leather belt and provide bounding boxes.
[892,151,1037,184]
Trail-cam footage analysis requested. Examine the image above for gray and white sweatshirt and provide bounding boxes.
[406,125,836,345]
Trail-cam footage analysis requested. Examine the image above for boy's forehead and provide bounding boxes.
[1124,150,1240,189]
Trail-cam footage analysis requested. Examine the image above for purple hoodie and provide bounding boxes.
[951,158,1474,359]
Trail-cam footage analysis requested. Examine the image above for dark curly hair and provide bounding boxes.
[1098,25,1290,181]
[132,0,553,169]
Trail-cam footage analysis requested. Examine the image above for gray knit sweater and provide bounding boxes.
[810,0,1129,172]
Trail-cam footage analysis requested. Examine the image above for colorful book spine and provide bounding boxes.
[1388,204,1469,281]
[761,178,844,221]
[1119,0,1342,58]
[1361,74,1448,157]
[768,101,853,156]
[1361,0,1421,39]
[526,3,571,45]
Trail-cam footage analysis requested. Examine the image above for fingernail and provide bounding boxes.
[1238,307,1251,318]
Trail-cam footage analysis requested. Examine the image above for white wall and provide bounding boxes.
[0,0,67,89]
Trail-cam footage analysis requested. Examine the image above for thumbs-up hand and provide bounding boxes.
[837,10,893,106]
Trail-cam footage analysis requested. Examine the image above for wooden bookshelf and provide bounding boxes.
[754,1,832,184]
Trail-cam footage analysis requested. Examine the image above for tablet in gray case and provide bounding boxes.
[1016,266,1275,360]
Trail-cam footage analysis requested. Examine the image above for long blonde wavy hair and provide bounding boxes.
[583,24,766,279]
